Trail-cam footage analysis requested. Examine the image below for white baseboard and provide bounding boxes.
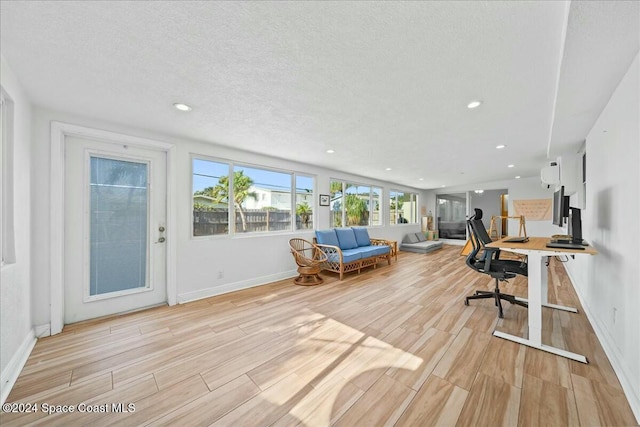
[177,270,298,304]
[564,266,640,424]
[34,323,51,338]
[1,329,37,405]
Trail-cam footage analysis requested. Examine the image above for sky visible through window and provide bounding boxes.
[193,159,312,193]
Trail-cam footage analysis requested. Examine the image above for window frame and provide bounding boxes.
[294,173,315,231]
[191,155,232,239]
[191,154,316,239]
[329,178,383,228]
[389,189,419,225]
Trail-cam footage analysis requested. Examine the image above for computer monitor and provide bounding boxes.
[568,207,583,244]
[552,186,567,226]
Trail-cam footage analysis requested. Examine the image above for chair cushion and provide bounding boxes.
[335,228,359,250]
[315,229,339,247]
[415,232,427,242]
[402,233,419,244]
[327,248,362,264]
[351,227,371,247]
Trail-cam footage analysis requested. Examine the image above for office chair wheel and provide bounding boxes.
[464,298,469,306]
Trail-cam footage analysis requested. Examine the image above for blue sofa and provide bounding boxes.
[314,227,392,280]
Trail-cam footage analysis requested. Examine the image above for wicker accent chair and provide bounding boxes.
[289,238,328,286]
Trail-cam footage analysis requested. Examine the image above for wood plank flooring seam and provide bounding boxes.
[4,251,637,427]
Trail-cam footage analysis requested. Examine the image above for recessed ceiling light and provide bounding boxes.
[173,103,192,111]
[474,190,484,194]
[515,176,521,179]
[496,145,506,149]
[441,185,446,188]
[326,149,335,154]
[419,178,424,181]
[508,164,515,168]
[385,167,392,171]
[467,100,482,109]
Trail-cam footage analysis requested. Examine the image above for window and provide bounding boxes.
[233,165,291,233]
[436,193,467,240]
[192,157,314,236]
[371,186,382,226]
[295,175,314,230]
[192,159,230,236]
[390,190,418,224]
[330,179,382,227]
[1,88,15,265]
[330,180,343,227]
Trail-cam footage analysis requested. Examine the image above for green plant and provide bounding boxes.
[345,194,368,225]
[296,202,312,226]
[194,170,257,231]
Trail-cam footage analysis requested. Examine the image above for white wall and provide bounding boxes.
[423,86,640,419]
[422,177,561,237]
[30,107,421,326]
[0,56,34,403]
[507,177,563,237]
[468,189,506,231]
[563,53,640,420]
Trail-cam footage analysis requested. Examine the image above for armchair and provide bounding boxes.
[464,209,528,318]
[289,238,328,286]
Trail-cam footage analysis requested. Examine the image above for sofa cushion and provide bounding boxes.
[351,227,371,247]
[316,229,339,247]
[402,233,419,244]
[327,248,363,264]
[335,228,358,250]
[358,245,390,257]
[415,232,427,242]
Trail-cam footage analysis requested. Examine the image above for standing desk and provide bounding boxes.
[486,236,598,363]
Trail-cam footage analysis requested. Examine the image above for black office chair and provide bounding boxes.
[464,208,528,318]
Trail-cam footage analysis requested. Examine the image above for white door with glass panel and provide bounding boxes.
[64,136,167,324]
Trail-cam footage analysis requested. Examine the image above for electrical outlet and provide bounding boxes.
[217,270,224,279]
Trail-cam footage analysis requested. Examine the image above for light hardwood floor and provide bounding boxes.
[2,245,637,426]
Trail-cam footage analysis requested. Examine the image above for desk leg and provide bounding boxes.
[528,253,543,345]
[541,255,548,306]
[513,255,578,313]
[493,252,587,363]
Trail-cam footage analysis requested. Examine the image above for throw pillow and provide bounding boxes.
[403,233,419,244]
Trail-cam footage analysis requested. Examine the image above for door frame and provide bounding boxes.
[50,121,177,335]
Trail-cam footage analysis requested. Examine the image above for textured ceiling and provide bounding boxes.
[1,1,638,189]
[550,0,639,158]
